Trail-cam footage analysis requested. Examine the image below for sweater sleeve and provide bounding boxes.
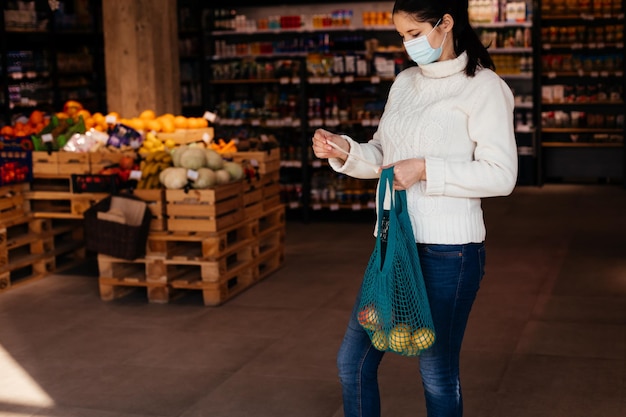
[425,75,518,198]
[328,134,383,179]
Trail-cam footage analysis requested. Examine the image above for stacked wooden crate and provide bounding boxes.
[0,182,84,292]
[96,148,284,306]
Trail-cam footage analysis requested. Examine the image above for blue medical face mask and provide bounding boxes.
[403,19,447,65]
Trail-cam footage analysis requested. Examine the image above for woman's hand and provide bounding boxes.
[312,129,349,161]
[388,158,426,190]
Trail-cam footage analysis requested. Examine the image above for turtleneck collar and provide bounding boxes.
[419,52,468,78]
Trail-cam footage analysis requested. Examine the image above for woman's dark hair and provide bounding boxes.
[393,0,495,76]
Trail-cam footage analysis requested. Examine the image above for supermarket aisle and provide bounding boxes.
[0,184,625,417]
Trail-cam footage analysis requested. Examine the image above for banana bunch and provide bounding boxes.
[136,150,173,189]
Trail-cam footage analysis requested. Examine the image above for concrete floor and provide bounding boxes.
[0,184,625,417]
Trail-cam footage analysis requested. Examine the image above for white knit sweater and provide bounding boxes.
[329,52,518,244]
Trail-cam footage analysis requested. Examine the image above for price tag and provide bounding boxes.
[312,203,322,210]
[548,72,557,79]
[251,119,261,126]
[367,201,376,209]
[371,118,380,127]
[590,71,599,78]
[371,76,381,84]
[292,119,301,128]
[344,75,354,83]
[351,203,362,211]
[260,134,269,142]
[309,76,321,84]
[187,169,199,181]
[291,76,301,84]
[129,170,142,180]
[312,160,322,168]
[331,76,341,84]
[289,201,299,209]
[250,158,259,167]
[202,132,211,143]
[321,76,331,84]
[544,44,551,50]
[42,133,53,143]
[330,203,340,211]
[105,115,117,124]
[361,119,372,126]
[280,77,290,84]
[600,71,609,77]
[203,111,217,123]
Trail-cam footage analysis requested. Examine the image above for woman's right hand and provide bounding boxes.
[311,128,350,161]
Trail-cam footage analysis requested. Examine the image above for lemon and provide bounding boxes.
[388,324,413,353]
[411,328,435,350]
[371,330,388,351]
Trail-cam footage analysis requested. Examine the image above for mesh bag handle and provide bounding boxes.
[357,167,436,356]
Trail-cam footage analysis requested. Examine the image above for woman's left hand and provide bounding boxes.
[388,158,426,190]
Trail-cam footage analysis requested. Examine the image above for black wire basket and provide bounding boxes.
[83,194,152,260]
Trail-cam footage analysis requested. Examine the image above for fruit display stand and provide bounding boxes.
[95,152,285,306]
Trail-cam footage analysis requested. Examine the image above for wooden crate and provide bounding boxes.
[252,244,285,283]
[158,127,214,145]
[32,151,90,177]
[133,189,166,231]
[0,183,30,222]
[232,148,280,175]
[25,190,108,219]
[89,151,137,174]
[165,182,244,232]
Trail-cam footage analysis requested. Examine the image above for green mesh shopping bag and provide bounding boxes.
[357,167,435,356]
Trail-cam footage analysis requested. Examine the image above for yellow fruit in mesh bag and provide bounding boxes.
[388,324,413,353]
[371,330,388,351]
[411,327,435,350]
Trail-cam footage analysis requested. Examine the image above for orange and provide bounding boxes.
[75,109,92,122]
[139,109,156,120]
[56,112,70,119]
[0,125,15,137]
[173,115,188,129]
[63,100,83,117]
[159,117,175,133]
[145,119,162,132]
[196,117,209,128]
[29,110,45,126]
[128,118,145,131]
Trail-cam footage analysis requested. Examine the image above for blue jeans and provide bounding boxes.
[337,242,486,417]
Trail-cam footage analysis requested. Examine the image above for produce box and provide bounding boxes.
[232,148,280,175]
[158,127,214,145]
[0,138,32,186]
[89,151,137,174]
[165,182,244,232]
[133,189,166,231]
[32,151,90,177]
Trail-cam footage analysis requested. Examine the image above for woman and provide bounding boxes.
[311,0,518,416]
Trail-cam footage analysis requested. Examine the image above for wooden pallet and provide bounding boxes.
[168,262,256,306]
[252,244,285,282]
[147,220,257,260]
[0,183,30,222]
[165,182,244,232]
[0,216,85,293]
[96,254,170,303]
